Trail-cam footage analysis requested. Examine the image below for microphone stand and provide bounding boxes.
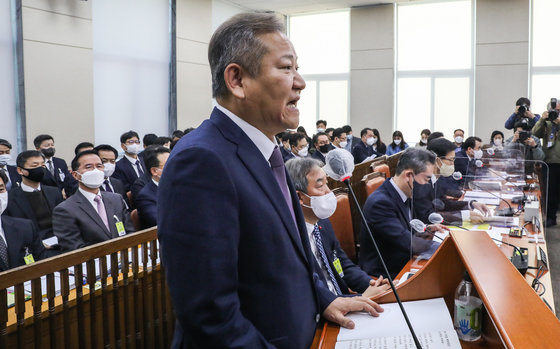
[343,178,422,349]
[469,181,516,217]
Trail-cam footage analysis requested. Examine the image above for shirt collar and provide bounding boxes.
[124,154,138,164]
[152,178,159,187]
[216,103,277,163]
[431,173,438,185]
[21,182,41,193]
[79,187,100,202]
[389,178,408,203]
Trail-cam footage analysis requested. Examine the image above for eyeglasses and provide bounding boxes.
[125,140,140,145]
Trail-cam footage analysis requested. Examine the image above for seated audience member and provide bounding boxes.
[171,130,184,142]
[288,133,309,159]
[279,132,294,162]
[53,150,134,252]
[453,129,465,152]
[0,171,59,271]
[311,132,332,164]
[372,129,386,155]
[5,151,63,239]
[386,131,408,156]
[136,146,170,229]
[0,139,21,190]
[505,97,540,130]
[342,125,355,151]
[74,142,94,155]
[489,130,505,150]
[316,119,327,133]
[427,131,444,143]
[34,134,77,195]
[94,144,128,202]
[504,122,545,161]
[352,128,382,164]
[359,148,447,278]
[113,130,146,192]
[130,146,161,204]
[286,157,390,297]
[332,128,348,150]
[454,136,482,179]
[154,136,171,149]
[139,133,158,163]
[415,129,431,150]
[413,138,490,223]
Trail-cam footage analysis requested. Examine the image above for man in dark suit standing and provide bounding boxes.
[33,134,77,196]
[4,151,63,239]
[94,145,128,203]
[0,139,21,190]
[136,146,169,229]
[352,128,381,164]
[158,13,381,349]
[113,131,146,192]
[53,150,134,252]
[0,171,58,271]
[286,157,390,297]
[359,148,447,279]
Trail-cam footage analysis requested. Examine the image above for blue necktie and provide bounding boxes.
[312,224,342,295]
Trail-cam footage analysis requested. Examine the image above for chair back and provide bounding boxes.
[362,172,386,197]
[329,188,357,262]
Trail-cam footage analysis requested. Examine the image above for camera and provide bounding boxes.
[517,103,529,116]
[518,130,531,143]
[548,98,559,121]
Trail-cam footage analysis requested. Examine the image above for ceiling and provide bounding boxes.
[223,0,416,15]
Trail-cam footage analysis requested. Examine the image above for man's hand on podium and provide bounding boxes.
[322,296,384,329]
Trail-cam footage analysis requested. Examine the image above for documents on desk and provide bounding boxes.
[335,298,461,349]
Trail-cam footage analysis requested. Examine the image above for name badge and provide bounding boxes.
[333,257,344,277]
[547,141,553,148]
[24,248,35,265]
[116,222,126,236]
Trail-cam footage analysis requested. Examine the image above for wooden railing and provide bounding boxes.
[0,227,175,349]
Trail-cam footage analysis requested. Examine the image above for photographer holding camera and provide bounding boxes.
[532,98,560,227]
[504,121,545,161]
[505,97,541,130]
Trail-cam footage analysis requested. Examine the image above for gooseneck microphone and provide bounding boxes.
[486,167,527,204]
[323,149,422,349]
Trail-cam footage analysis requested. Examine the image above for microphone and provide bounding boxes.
[486,147,495,156]
[452,171,463,181]
[323,148,423,349]
[469,181,516,217]
[410,219,426,233]
[486,167,527,204]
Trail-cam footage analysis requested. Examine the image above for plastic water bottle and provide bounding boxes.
[454,271,482,341]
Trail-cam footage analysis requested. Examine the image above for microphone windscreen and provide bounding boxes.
[432,199,445,211]
[452,171,463,181]
[409,219,426,233]
[323,148,355,181]
[475,159,483,168]
[428,212,444,224]
[486,148,495,156]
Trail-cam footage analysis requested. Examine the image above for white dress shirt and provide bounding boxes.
[125,154,141,177]
[21,182,41,192]
[79,187,102,213]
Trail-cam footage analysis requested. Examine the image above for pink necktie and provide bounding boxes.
[94,195,110,231]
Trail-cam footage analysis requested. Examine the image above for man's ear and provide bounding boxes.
[223,63,246,100]
[16,167,23,176]
[72,171,80,181]
[296,190,305,205]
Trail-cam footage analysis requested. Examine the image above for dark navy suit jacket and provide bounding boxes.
[113,156,146,192]
[315,219,372,294]
[157,107,334,349]
[352,141,374,164]
[136,180,157,229]
[413,178,469,223]
[41,157,77,194]
[2,165,21,189]
[359,179,432,279]
[454,149,475,179]
[4,185,63,239]
[311,150,326,164]
[0,216,59,271]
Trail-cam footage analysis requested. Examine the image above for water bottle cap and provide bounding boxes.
[463,271,472,282]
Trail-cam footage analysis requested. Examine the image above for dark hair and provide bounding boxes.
[420,129,431,137]
[316,120,327,127]
[427,138,456,157]
[312,132,328,146]
[170,139,179,150]
[74,142,94,155]
[296,126,309,138]
[332,128,346,140]
[289,133,306,147]
[279,132,291,142]
[94,144,118,159]
[342,125,352,134]
[16,150,43,168]
[144,146,170,175]
[395,148,435,176]
[71,150,100,171]
[453,129,464,135]
[427,131,444,143]
[171,130,184,139]
[462,136,482,151]
[391,130,407,150]
[360,128,372,138]
[209,13,284,98]
[154,136,171,146]
[120,130,140,144]
[516,97,531,106]
[0,139,12,149]
[143,133,158,146]
[184,127,195,135]
[33,134,53,148]
[372,129,383,145]
[490,130,504,143]
[0,170,7,186]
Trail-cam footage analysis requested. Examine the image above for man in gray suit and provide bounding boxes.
[53,150,134,252]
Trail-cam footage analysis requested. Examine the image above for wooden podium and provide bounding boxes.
[314,230,560,348]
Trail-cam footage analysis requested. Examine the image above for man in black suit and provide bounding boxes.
[0,171,58,271]
[4,151,63,239]
[311,132,332,164]
[33,134,77,196]
[94,144,128,203]
[136,146,170,229]
[53,150,134,252]
[352,128,381,164]
[286,157,390,297]
[0,139,21,190]
[113,131,147,192]
[454,136,482,183]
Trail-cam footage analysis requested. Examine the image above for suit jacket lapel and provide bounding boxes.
[74,191,112,238]
[385,181,411,230]
[11,188,38,226]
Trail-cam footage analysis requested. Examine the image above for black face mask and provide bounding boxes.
[319,144,330,153]
[22,166,46,183]
[41,147,56,158]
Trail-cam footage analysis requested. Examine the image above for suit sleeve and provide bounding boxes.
[352,145,366,164]
[157,147,274,348]
[27,219,60,260]
[52,204,86,252]
[120,197,135,233]
[366,196,412,253]
[333,237,371,293]
[135,190,157,228]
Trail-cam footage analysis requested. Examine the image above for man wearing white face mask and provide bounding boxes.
[94,144,128,206]
[352,128,382,164]
[288,133,309,160]
[113,130,147,192]
[454,136,482,181]
[286,157,391,298]
[0,139,21,190]
[52,150,135,252]
[453,129,465,153]
[332,128,348,150]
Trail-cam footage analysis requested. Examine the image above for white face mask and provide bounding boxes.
[303,191,337,219]
[79,169,105,189]
[493,138,502,145]
[0,191,7,215]
[297,146,308,157]
[394,139,402,145]
[103,162,115,178]
[473,149,483,159]
[366,137,375,146]
[317,128,325,133]
[339,141,348,148]
[438,160,455,177]
[0,154,11,166]
[454,136,464,144]
[421,137,428,144]
[126,143,142,155]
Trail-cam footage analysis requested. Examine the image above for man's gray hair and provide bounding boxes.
[395,148,436,176]
[208,13,284,99]
[285,157,324,194]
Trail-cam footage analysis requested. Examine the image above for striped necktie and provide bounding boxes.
[312,224,342,295]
